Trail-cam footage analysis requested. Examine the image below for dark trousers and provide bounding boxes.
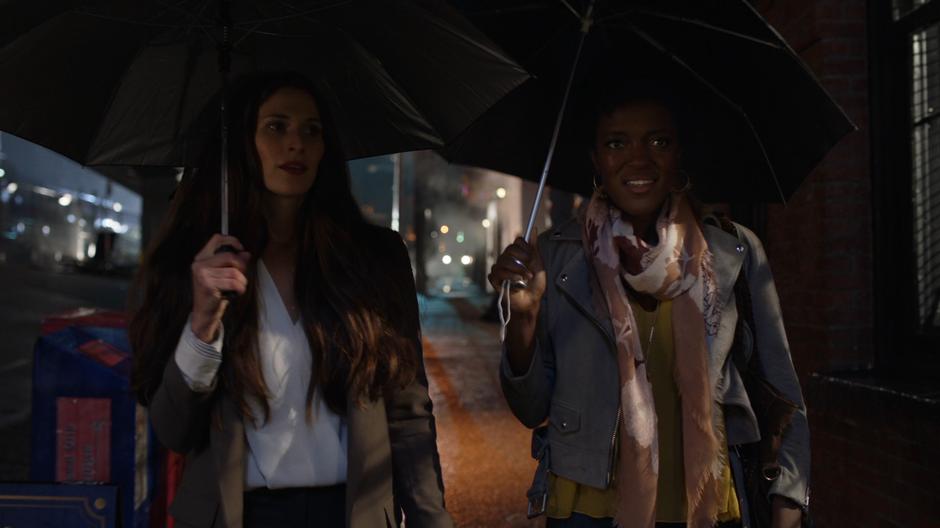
[243,484,345,528]
[546,513,743,528]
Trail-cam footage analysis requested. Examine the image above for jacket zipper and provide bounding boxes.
[606,406,622,487]
[556,270,622,488]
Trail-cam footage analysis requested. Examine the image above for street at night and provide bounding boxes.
[420,294,539,528]
[3,1,940,526]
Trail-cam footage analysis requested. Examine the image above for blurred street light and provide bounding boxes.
[460,255,473,265]
[58,193,73,207]
[481,219,491,228]
[440,225,449,234]
[496,187,507,199]
[6,182,17,193]
[442,254,452,265]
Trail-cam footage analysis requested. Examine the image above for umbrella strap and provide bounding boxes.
[499,0,595,343]
[498,280,511,343]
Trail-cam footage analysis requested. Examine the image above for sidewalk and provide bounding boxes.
[418,293,540,528]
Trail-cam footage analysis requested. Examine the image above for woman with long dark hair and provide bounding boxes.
[489,79,809,528]
[130,72,452,528]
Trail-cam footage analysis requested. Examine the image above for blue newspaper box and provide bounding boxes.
[30,309,160,528]
[0,482,118,528]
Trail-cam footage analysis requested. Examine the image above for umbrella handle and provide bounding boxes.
[215,244,239,300]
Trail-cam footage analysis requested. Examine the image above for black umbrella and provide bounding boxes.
[0,0,528,235]
[0,0,529,164]
[443,0,856,210]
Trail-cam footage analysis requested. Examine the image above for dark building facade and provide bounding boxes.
[754,0,939,525]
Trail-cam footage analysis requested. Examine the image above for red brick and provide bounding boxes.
[816,19,867,37]
[756,2,935,523]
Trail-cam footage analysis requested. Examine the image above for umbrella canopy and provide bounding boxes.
[0,0,529,166]
[443,0,856,203]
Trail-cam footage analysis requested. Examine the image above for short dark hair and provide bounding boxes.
[579,76,691,153]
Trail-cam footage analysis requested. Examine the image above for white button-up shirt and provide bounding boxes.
[173,260,348,489]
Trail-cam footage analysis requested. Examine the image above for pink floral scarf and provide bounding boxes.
[583,191,724,527]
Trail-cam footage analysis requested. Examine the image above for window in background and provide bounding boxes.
[911,22,940,329]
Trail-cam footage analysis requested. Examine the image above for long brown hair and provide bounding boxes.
[130,72,418,422]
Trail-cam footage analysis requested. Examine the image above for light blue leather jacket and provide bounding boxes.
[499,217,810,511]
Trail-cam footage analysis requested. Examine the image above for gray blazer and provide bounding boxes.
[499,217,810,508]
[149,228,453,528]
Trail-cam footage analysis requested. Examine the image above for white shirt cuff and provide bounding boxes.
[174,315,224,392]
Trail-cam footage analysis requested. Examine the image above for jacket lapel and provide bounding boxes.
[702,223,747,383]
[554,240,615,345]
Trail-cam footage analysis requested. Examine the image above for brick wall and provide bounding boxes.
[808,375,940,527]
[759,0,874,381]
[751,1,940,526]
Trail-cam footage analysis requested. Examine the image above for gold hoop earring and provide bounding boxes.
[593,173,607,198]
[673,170,693,193]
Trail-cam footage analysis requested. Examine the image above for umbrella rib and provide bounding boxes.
[157,0,218,45]
[598,9,784,50]
[232,2,271,45]
[154,0,213,27]
[84,37,163,166]
[231,0,353,44]
[233,1,351,27]
[463,2,576,66]
[169,38,206,164]
[73,10,212,29]
[626,24,788,204]
[231,28,327,38]
[233,21,271,46]
[466,4,556,17]
[179,0,215,38]
[559,0,582,20]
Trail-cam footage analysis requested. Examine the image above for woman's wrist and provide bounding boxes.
[190,314,221,344]
[505,306,539,375]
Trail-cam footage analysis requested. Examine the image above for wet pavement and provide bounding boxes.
[419,293,540,528]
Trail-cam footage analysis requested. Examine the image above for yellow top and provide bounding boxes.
[546,299,740,522]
